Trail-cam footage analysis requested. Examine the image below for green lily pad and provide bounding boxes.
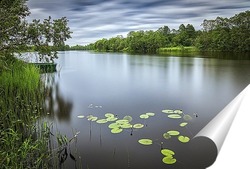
[120,123,133,129]
[146,112,155,116]
[162,157,176,164]
[116,119,129,124]
[105,113,115,118]
[96,119,108,124]
[163,133,171,139]
[140,114,149,119]
[180,122,188,127]
[167,130,180,136]
[178,136,190,143]
[108,123,120,129]
[174,110,183,114]
[87,115,98,121]
[138,139,153,145]
[168,114,182,119]
[183,114,192,121]
[123,116,133,122]
[133,123,144,129]
[162,109,174,114]
[106,117,118,122]
[77,115,85,119]
[111,128,123,134]
[161,149,175,156]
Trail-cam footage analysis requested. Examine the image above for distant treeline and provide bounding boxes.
[70,10,250,53]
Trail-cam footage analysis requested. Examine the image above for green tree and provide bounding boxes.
[0,0,72,67]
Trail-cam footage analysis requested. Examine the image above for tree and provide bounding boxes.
[0,0,72,67]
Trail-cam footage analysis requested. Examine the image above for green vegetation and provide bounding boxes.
[161,149,177,165]
[76,10,250,54]
[138,139,153,145]
[0,60,51,168]
[0,0,71,70]
[0,0,72,168]
[77,108,194,166]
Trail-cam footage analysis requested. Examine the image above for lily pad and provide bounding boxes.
[163,133,171,139]
[77,115,85,119]
[178,136,190,143]
[106,117,118,122]
[162,157,177,164]
[96,119,108,124]
[116,119,129,124]
[174,110,183,114]
[111,128,123,134]
[140,114,149,119]
[105,113,115,118]
[108,123,120,129]
[161,149,175,156]
[168,114,182,119]
[162,109,174,114]
[133,123,144,129]
[123,115,133,122]
[180,122,188,127]
[183,114,192,121]
[120,123,133,129]
[138,139,153,145]
[146,112,155,116]
[167,130,180,136]
[87,115,98,121]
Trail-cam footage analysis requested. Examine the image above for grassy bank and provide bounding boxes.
[0,60,51,168]
[158,46,199,53]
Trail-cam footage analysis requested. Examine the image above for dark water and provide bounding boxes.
[44,51,250,169]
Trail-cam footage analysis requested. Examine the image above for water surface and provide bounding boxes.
[44,51,250,168]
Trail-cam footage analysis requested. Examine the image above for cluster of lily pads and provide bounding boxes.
[137,109,193,165]
[77,112,155,134]
[77,108,193,165]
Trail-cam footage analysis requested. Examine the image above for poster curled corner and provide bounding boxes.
[184,84,250,168]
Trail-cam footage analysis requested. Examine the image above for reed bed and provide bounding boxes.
[0,60,51,168]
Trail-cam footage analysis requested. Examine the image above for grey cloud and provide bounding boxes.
[27,0,250,45]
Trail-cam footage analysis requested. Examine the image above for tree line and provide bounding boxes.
[73,10,250,53]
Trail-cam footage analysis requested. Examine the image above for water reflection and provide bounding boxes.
[43,73,73,122]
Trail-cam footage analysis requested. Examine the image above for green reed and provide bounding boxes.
[0,60,51,168]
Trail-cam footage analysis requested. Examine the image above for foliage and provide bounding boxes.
[196,10,250,52]
[0,61,51,168]
[0,0,72,69]
[82,10,250,53]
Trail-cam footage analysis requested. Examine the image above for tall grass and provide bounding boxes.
[0,60,51,168]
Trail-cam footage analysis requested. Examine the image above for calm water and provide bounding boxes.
[43,51,250,169]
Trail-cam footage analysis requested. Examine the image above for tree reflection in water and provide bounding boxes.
[43,73,73,122]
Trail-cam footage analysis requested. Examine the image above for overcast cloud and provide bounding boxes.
[27,0,250,45]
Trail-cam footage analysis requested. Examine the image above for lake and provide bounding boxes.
[43,51,250,168]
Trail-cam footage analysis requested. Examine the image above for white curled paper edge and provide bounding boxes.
[186,84,250,169]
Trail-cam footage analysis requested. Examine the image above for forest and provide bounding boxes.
[72,10,250,53]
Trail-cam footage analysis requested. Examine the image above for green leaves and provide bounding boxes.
[167,130,180,136]
[180,122,188,127]
[178,136,190,143]
[168,114,182,119]
[77,115,85,119]
[111,128,123,134]
[77,108,194,166]
[138,139,153,145]
[133,123,144,129]
[139,114,149,119]
[161,149,177,165]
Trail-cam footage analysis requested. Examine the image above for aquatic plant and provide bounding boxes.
[161,149,177,164]
[0,61,52,168]
[138,139,153,145]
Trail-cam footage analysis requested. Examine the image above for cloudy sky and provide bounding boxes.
[27,0,250,46]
